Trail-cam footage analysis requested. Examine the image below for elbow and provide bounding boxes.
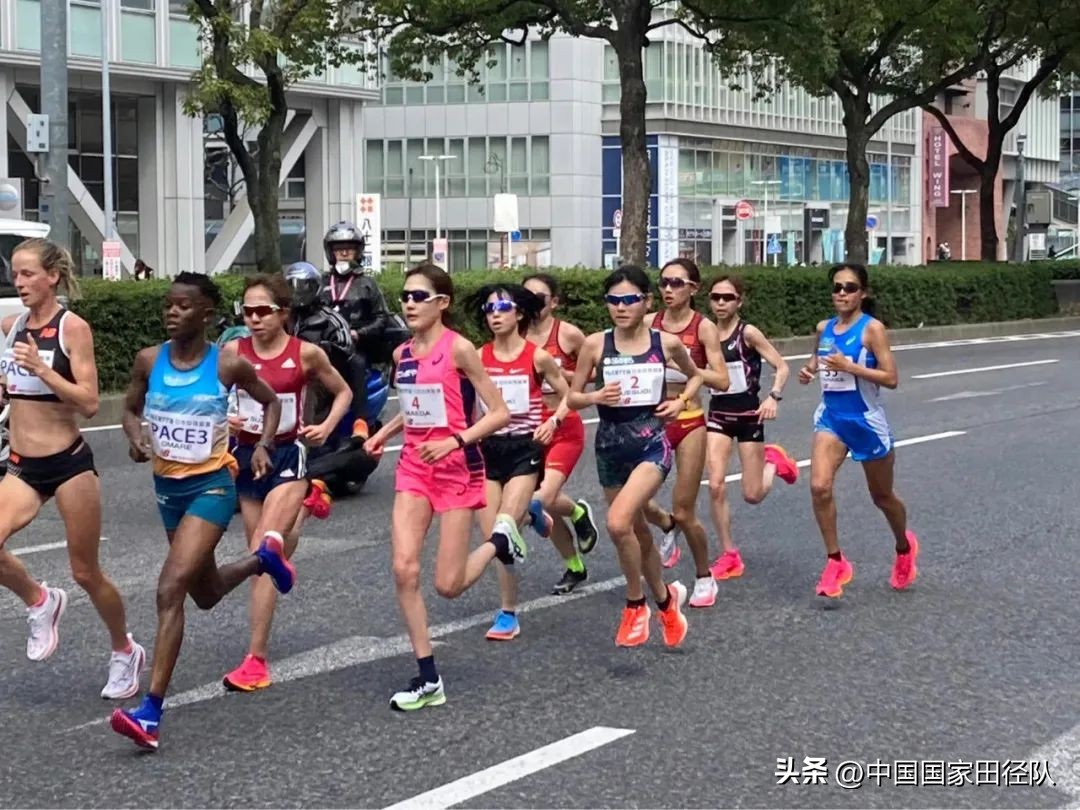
[80,396,100,419]
[884,375,899,390]
[495,405,512,429]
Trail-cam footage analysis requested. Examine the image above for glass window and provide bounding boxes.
[446,84,465,103]
[169,0,187,13]
[121,0,154,8]
[509,137,527,195]
[467,138,487,197]
[488,47,507,82]
[509,82,528,102]
[115,99,138,155]
[384,86,403,105]
[509,46,527,79]
[531,41,548,79]
[427,85,444,104]
[405,86,423,105]
[678,149,695,195]
[531,136,549,196]
[406,138,424,193]
[531,81,549,101]
[447,138,466,197]
[488,83,507,103]
[386,140,403,197]
[116,157,139,209]
[366,141,384,195]
[603,46,618,81]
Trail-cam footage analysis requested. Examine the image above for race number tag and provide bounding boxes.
[604,362,665,407]
[820,369,857,392]
[145,408,214,463]
[725,361,748,395]
[0,348,56,397]
[237,390,297,435]
[488,375,530,415]
[399,383,448,428]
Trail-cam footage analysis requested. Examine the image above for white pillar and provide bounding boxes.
[0,68,11,179]
[306,98,365,267]
[136,94,163,270]
[161,84,205,275]
[304,103,328,269]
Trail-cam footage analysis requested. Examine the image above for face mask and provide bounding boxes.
[334,261,350,274]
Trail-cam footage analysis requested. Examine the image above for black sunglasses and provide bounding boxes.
[710,293,739,303]
[832,282,862,295]
[242,304,281,318]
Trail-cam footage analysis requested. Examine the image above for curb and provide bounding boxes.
[80,316,1080,429]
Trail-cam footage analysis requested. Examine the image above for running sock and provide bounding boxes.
[895,537,911,554]
[666,512,677,533]
[656,594,672,612]
[626,597,647,609]
[489,532,514,565]
[570,503,586,522]
[828,551,843,562]
[31,586,48,609]
[117,639,133,655]
[417,655,438,684]
[503,611,516,617]
[566,554,585,574]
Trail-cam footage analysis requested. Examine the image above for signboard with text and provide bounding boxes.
[929,127,950,208]
[102,240,122,281]
[355,193,383,274]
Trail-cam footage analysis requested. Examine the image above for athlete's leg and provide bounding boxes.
[391,492,436,658]
[706,432,737,552]
[669,425,709,578]
[862,452,910,551]
[809,431,849,555]
[54,471,129,650]
[534,471,577,562]
[0,474,46,605]
[738,440,775,505]
[604,464,666,602]
[490,472,539,636]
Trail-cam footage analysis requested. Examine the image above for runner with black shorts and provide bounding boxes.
[705,275,798,581]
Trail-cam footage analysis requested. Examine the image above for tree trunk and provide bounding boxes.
[978,140,1004,261]
[841,96,872,265]
[252,116,285,275]
[614,39,650,267]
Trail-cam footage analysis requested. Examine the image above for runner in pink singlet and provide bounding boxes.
[364,264,522,713]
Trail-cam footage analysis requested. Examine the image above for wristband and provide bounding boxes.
[452,433,466,448]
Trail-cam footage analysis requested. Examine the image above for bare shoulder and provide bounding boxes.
[132,345,160,375]
[451,334,479,366]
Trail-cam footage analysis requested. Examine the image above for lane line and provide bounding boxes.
[912,359,1059,380]
[11,540,69,556]
[928,381,1047,402]
[381,726,636,810]
[76,331,1080,433]
[1028,725,1079,807]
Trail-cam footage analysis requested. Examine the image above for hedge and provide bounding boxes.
[67,261,1076,392]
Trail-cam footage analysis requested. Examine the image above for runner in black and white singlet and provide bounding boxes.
[704,275,797,581]
[0,238,144,700]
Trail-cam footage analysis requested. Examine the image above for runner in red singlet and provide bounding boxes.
[523,274,599,595]
[220,275,352,692]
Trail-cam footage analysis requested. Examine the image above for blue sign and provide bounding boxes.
[866,215,879,230]
[510,230,521,242]
[767,234,782,255]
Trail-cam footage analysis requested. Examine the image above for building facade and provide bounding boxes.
[0,0,377,277]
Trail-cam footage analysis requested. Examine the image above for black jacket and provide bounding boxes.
[318,269,390,351]
[290,303,354,373]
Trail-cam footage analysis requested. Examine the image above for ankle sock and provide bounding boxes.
[417,655,438,684]
[566,554,585,574]
[570,503,585,522]
[828,551,843,562]
[489,532,513,565]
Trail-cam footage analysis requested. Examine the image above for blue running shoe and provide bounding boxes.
[526,499,552,539]
[485,610,520,641]
[255,531,296,594]
[110,696,161,751]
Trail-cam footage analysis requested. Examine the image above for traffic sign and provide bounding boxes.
[866,215,879,230]
[767,234,782,255]
[612,209,622,229]
[510,230,521,242]
[102,240,122,281]
[735,200,755,221]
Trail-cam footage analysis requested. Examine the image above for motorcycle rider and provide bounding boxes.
[318,222,391,442]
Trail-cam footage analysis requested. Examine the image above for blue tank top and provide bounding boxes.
[144,342,232,478]
[817,313,882,415]
[595,329,667,424]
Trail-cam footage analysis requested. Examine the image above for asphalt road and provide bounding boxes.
[2,329,1080,809]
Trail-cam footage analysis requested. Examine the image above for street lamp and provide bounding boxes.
[750,179,781,265]
[1011,134,1027,263]
[951,189,977,261]
[419,154,456,241]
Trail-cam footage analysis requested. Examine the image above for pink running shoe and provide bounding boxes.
[709,549,745,580]
[890,531,919,590]
[816,555,854,598]
[764,444,799,485]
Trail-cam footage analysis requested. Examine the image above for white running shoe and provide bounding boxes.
[688,576,718,608]
[659,522,682,568]
[26,583,67,661]
[101,634,147,700]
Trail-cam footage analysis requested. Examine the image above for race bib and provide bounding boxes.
[145,408,215,463]
[237,390,297,435]
[0,348,56,397]
[604,362,665,407]
[725,361,748,395]
[541,357,562,395]
[485,375,530,415]
[400,383,448,428]
[820,368,857,392]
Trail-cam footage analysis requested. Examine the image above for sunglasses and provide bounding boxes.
[242,304,281,318]
[659,277,692,289]
[400,289,446,304]
[605,293,646,306]
[483,300,518,314]
[710,293,739,303]
[832,282,862,295]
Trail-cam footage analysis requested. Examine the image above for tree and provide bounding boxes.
[688,0,993,263]
[922,1,1080,260]
[370,1,785,267]
[182,0,369,274]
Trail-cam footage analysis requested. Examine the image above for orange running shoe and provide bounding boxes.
[816,555,854,598]
[351,418,370,442]
[615,604,650,647]
[303,479,333,520]
[890,531,919,590]
[658,582,688,647]
[710,549,745,580]
[223,654,271,692]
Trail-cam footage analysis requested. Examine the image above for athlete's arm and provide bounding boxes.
[0,314,16,335]
[697,318,730,392]
[844,319,898,389]
[365,346,406,454]
[533,347,569,445]
[657,333,702,420]
[452,334,510,445]
[568,333,617,410]
[122,347,156,462]
[11,314,99,418]
[799,320,828,384]
[558,321,592,383]
[746,325,790,394]
[299,341,352,446]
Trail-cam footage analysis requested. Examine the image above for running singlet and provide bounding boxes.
[711,321,762,413]
[1,309,76,403]
[651,310,705,384]
[595,329,667,424]
[817,313,882,415]
[480,340,544,436]
[540,319,577,396]
[395,328,478,442]
[145,342,232,478]
[235,335,306,444]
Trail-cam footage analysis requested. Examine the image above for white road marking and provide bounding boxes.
[700,431,967,485]
[10,540,69,556]
[1028,724,1080,807]
[381,726,636,810]
[912,359,1058,380]
[928,381,1047,402]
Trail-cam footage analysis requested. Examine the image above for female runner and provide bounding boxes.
[469,283,569,640]
[642,258,729,608]
[220,275,352,691]
[0,238,143,698]
[523,273,598,595]
[797,263,918,598]
[704,275,798,580]
[568,265,701,648]
[364,264,514,711]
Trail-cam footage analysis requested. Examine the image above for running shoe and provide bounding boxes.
[764,444,799,485]
[659,516,682,568]
[390,676,446,711]
[890,531,920,590]
[710,549,745,580]
[223,654,272,692]
[255,532,296,594]
[494,513,528,564]
[816,555,854,598]
[658,582,689,647]
[572,499,599,555]
[351,418,370,442]
[688,576,718,608]
[303,479,332,520]
[615,604,650,647]
[552,567,588,595]
[526,499,553,539]
[101,634,146,700]
[26,583,67,661]
[110,697,161,751]
[485,610,520,641]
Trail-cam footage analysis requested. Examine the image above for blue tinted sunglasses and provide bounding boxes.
[605,293,646,306]
[483,300,518,314]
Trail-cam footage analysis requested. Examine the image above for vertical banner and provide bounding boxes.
[928,128,949,208]
[102,240,122,281]
[657,135,679,265]
[431,238,449,271]
[355,193,383,273]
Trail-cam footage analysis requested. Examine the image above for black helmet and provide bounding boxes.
[284,262,322,308]
[324,221,365,273]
